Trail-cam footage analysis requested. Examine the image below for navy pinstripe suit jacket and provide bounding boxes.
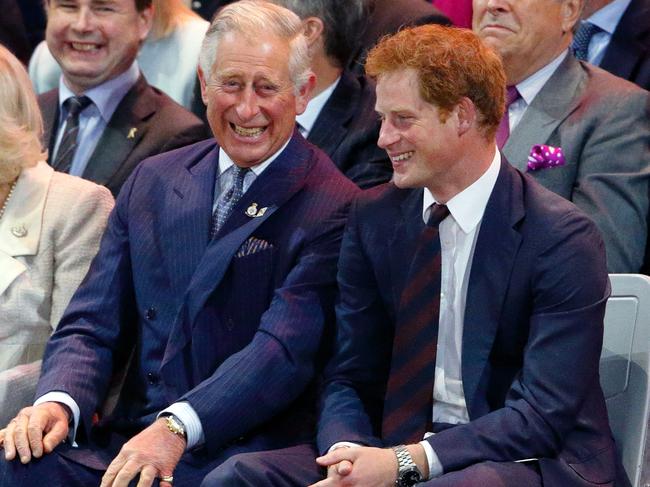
[35,132,359,469]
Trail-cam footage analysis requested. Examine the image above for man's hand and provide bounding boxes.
[310,446,398,487]
[0,402,70,463]
[100,418,185,487]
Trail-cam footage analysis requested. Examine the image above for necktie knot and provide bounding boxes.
[572,22,601,61]
[426,203,449,227]
[64,95,92,118]
[505,85,520,108]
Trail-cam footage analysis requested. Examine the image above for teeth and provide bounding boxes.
[233,124,265,137]
[392,151,414,162]
[71,43,98,51]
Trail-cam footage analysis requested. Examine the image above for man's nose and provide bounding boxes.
[235,87,261,120]
[70,7,97,33]
[377,121,399,149]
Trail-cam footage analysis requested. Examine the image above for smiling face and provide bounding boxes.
[376,69,461,194]
[46,0,152,94]
[199,31,312,168]
[472,0,580,83]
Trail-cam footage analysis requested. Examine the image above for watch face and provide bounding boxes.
[398,467,422,486]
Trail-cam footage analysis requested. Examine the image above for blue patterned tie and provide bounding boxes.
[52,96,92,173]
[572,22,601,61]
[210,166,249,238]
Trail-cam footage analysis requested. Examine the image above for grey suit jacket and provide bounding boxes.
[40,75,208,197]
[503,54,650,273]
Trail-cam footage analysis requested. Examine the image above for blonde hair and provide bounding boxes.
[150,0,202,40]
[0,45,47,176]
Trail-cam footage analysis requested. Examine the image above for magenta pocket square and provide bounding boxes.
[527,144,566,171]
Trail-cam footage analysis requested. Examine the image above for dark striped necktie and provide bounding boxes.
[382,202,449,445]
[52,96,92,174]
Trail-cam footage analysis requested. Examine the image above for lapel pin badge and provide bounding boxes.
[11,224,27,238]
[127,127,138,139]
[245,203,268,218]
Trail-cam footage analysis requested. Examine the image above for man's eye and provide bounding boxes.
[257,84,278,94]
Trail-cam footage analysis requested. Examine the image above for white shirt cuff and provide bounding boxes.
[34,392,80,447]
[328,441,361,453]
[158,401,204,449]
[420,438,443,479]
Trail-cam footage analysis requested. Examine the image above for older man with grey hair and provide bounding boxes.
[473,0,650,274]
[0,1,358,486]
[271,0,393,189]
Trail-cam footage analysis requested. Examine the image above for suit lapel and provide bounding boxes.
[307,71,358,160]
[503,55,586,171]
[461,161,524,418]
[160,133,317,389]
[388,188,426,308]
[162,143,218,298]
[39,90,60,160]
[81,76,153,185]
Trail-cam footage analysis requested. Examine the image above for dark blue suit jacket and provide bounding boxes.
[308,70,391,189]
[599,0,650,91]
[318,159,617,486]
[35,133,359,469]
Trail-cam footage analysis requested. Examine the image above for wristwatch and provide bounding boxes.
[161,414,187,440]
[392,444,423,487]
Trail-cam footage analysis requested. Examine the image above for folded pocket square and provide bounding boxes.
[236,237,273,258]
[527,144,566,171]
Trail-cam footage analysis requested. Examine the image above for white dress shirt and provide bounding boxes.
[580,0,631,66]
[295,78,340,138]
[508,51,567,132]
[36,138,291,450]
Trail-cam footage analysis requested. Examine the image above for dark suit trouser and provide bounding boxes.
[202,443,543,487]
[0,440,247,487]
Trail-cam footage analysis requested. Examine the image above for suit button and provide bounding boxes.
[145,307,157,320]
[226,318,235,331]
[146,372,159,385]
[192,1,202,8]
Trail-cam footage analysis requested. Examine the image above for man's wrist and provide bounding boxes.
[406,444,429,479]
[158,415,187,445]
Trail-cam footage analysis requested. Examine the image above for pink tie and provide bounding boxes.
[496,86,520,150]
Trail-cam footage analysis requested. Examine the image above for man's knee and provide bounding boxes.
[201,453,264,487]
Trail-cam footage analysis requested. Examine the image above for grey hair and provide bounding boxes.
[271,0,366,67]
[199,0,312,94]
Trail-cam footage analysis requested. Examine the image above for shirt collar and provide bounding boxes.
[217,136,292,177]
[58,61,140,123]
[586,0,631,34]
[515,50,568,106]
[422,149,501,233]
[296,77,340,134]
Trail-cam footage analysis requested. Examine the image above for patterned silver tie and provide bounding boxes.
[210,166,249,238]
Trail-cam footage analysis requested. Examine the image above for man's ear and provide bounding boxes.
[137,4,155,42]
[455,97,477,136]
[561,0,583,33]
[295,72,317,115]
[197,66,209,106]
[302,16,324,48]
